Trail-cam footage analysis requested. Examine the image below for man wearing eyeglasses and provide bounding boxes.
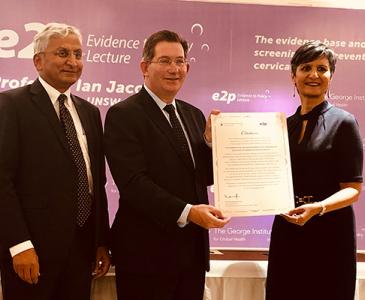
[0,23,110,300]
[104,30,230,300]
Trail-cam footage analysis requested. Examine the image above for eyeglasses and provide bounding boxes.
[39,48,83,60]
[149,57,187,67]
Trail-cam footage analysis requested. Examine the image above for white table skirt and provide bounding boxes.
[2,261,365,300]
[204,260,267,300]
[204,260,365,300]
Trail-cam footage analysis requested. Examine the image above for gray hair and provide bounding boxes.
[33,23,82,55]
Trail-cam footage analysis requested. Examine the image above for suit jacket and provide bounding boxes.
[104,87,212,273]
[0,79,109,263]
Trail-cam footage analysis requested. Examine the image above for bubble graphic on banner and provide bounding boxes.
[201,44,210,51]
[188,23,210,63]
[191,23,204,35]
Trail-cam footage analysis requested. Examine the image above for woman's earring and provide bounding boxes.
[327,89,331,99]
[293,85,296,98]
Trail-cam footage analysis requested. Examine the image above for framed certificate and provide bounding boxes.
[211,112,294,216]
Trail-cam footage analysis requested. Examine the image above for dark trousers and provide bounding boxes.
[115,265,206,300]
[0,222,94,300]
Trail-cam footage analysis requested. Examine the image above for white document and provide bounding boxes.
[212,112,294,217]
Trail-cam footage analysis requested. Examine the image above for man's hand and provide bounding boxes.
[92,246,111,279]
[204,109,220,144]
[12,248,39,284]
[188,204,230,229]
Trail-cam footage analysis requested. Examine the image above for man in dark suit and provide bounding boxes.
[0,23,110,300]
[104,30,230,300]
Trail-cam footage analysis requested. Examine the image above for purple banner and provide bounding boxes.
[1,0,365,249]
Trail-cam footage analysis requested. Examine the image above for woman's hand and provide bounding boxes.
[281,182,362,226]
[280,203,322,226]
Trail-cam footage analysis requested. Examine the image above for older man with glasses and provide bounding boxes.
[0,22,110,300]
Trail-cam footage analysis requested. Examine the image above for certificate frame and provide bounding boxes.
[212,112,294,217]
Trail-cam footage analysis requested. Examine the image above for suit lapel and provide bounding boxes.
[139,88,177,147]
[138,88,194,171]
[30,79,70,154]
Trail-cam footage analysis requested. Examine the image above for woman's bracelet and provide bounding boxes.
[318,202,326,216]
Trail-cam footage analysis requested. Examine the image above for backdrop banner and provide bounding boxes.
[1,0,365,249]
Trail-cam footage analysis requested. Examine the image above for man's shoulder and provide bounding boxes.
[0,84,32,99]
[0,84,34,110]
[108,90,145,111]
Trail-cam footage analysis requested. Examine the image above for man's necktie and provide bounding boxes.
[163,104,194,169]
[58,94,91,227]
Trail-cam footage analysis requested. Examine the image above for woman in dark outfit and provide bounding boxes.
[266,41,363,300]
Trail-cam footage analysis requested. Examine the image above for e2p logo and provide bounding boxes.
[0,22,45,59]
[212,90,237,104]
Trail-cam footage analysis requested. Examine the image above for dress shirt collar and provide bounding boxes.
[143,84,177,111]
[38,76,72,106]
